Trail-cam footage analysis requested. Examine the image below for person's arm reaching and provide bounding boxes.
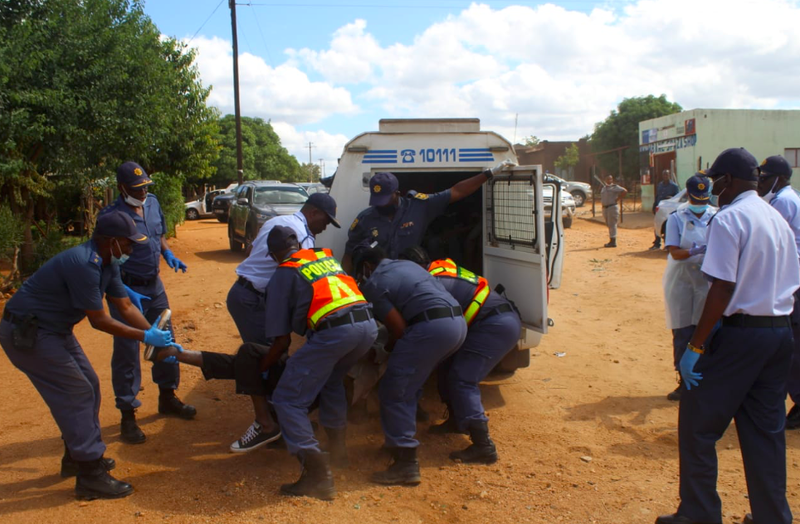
[450,160,516,203]
[85,307,172,346]
[382,307,407,352]
[259,334,291,371]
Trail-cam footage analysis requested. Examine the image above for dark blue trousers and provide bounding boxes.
[0,320,105,461]
[787,288,800,404]
[677,324,793,524]
[437,311,521,431]
[226,280,271,345]
[273,318,378,455]
[108,276,179,410]
[672,325,695,370]
[380,315,467,448]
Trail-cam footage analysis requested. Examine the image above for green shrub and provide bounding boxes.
[149,172,185,238]
[0,205,24,259]
[28,226,83,274]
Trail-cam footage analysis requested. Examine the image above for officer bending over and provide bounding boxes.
[0,211,173,500]
[355,247,467,486]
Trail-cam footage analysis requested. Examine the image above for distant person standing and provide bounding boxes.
[661,173,715,401]
[656,148,799,524]
[651,169,680,250]
[757,155,800,430]
[601,175,627,248]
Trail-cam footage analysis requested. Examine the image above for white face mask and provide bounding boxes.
[761,178,780,203]
[111,239,129,266]
[122,188,146,207]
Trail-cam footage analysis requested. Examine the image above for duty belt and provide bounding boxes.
[722,314,791,328]
[408,306,463,326]
[237,276,265,297]
[603,204,617,209]
[315,307,373,332]
[2,310,22,324]
[479,303,514,321]
[121,272,156,287]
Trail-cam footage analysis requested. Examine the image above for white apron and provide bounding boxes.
[663,206,713,329]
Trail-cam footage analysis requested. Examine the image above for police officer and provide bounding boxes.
[0,211,173,499]
[651,169,680,250]
[400,247,521,465]
[656,148,800,524]
[600,175,627,248]
[255,226,378,500]
[224,193,340,451]
[342,161,514,273]
[757,155,800,429]
[355,247,467,485]
[662,174,715,401]
[100,161,193,444]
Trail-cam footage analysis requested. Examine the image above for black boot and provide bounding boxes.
[667,379,683,402]
[604,237,617,248]
[449,421,498,464]
[280,450,336,500]
[75,458,134,500]
[61,443,115,478]
[428,404,467,435]
[324,427,349,469]
[370,447,421,485]
[120,410,146,444]
[158,389,197,420]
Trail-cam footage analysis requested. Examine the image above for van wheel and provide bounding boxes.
[186,208,199,220]
[570,190,586,207]
[229,223,244,252]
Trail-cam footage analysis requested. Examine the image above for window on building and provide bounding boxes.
[786,148,800,168]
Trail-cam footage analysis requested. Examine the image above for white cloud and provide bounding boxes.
[270,122,349,178]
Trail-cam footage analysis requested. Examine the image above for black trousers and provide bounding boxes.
[200,343,283,397]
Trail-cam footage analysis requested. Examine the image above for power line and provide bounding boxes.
[188,0,226,45]
[240,1,633,7]
[246,2,275,67]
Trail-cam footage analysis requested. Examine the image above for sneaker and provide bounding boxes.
[230,421,281,453]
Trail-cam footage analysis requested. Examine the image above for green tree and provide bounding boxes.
[0,0,219,269]
[300,162,321,182]
[522,135,541,147]
[554,144,580,175]
[590,95,682,184]
[210,115,303,186]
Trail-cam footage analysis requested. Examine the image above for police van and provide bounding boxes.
[317,118,564,378]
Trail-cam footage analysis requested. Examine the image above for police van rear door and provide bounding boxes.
[483,165,563,334]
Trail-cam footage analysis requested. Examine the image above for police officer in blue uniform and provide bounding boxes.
[100,161,194,444]
[355,247,467,485]
[656,148,800,524]
[342,161,514,273]
[651,169,680,250]
[400,247,521,465]
[259,226,378,499]
[757,155,800,429]
[0,211,173,499]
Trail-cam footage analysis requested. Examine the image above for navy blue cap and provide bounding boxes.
[369,172,399,207]
[267,225,298,255]
[94,211,148,243]
[306,193,341,228]
[759,155,793,178]
[117,161,153,188]
[686,173,711,201]
[705,148,759,181]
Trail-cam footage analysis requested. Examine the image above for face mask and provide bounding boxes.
[688,204,709,214]
[709,195,719,207]
[375,203,397,216]
[111,239,129,266]
[761,178,780,203]
[122,188,146,207]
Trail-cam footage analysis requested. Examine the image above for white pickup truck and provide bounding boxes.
[317,118,564,376]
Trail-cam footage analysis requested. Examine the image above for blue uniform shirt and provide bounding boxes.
[656,180,680,203]
[361,259,459,322]
[99,195,166,279]
[345,190,451,258]
[768,186,800,259]
[5,241,127,334]
[434,276,509,324]
[263,264,368,338]
[664,205,715,249]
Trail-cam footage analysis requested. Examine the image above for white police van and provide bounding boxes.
[317,119,564,378]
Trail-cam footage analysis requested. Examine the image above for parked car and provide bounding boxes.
[297,182,328,195]
[185,190,223,220]
[543,186,576,229]
[228,182,309,251]
[213,180,282,223]
[653,188,719,241]
[548,174,592,207]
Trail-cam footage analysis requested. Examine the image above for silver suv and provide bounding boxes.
[548,174,592,207]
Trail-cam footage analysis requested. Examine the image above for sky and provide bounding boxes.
[142,0,800,176]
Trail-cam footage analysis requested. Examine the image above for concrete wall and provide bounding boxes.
[639,109,800,209]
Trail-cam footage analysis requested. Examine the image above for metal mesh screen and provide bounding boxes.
[487,175,537,247]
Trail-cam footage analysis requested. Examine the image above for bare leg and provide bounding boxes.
[157,346,203,367]
[252,396,278,432]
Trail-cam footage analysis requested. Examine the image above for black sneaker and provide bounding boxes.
[229,421,282,453]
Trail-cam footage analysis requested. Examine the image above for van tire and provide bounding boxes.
[570,190,586,207]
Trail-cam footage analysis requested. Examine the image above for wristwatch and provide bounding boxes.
[687,342,705,354]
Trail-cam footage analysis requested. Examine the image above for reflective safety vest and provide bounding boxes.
[279,248,367,329]
[428,258,489,326]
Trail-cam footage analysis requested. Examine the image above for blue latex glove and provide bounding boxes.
[161,344,184,364]
[123,285,150,313]
[143,313,173,347]
[162,249,187,273]
[680,348,703,390]
[688,242,707,257]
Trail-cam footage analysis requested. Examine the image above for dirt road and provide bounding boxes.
[2,215,799,524]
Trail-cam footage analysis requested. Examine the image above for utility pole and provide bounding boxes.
[318,158,325,179]
[229,0,244,185]
[307,142,315,182]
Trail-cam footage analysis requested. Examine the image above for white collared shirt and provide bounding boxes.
[768,185,800,259]
[701,191,800,316]
[235,212,315,292]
